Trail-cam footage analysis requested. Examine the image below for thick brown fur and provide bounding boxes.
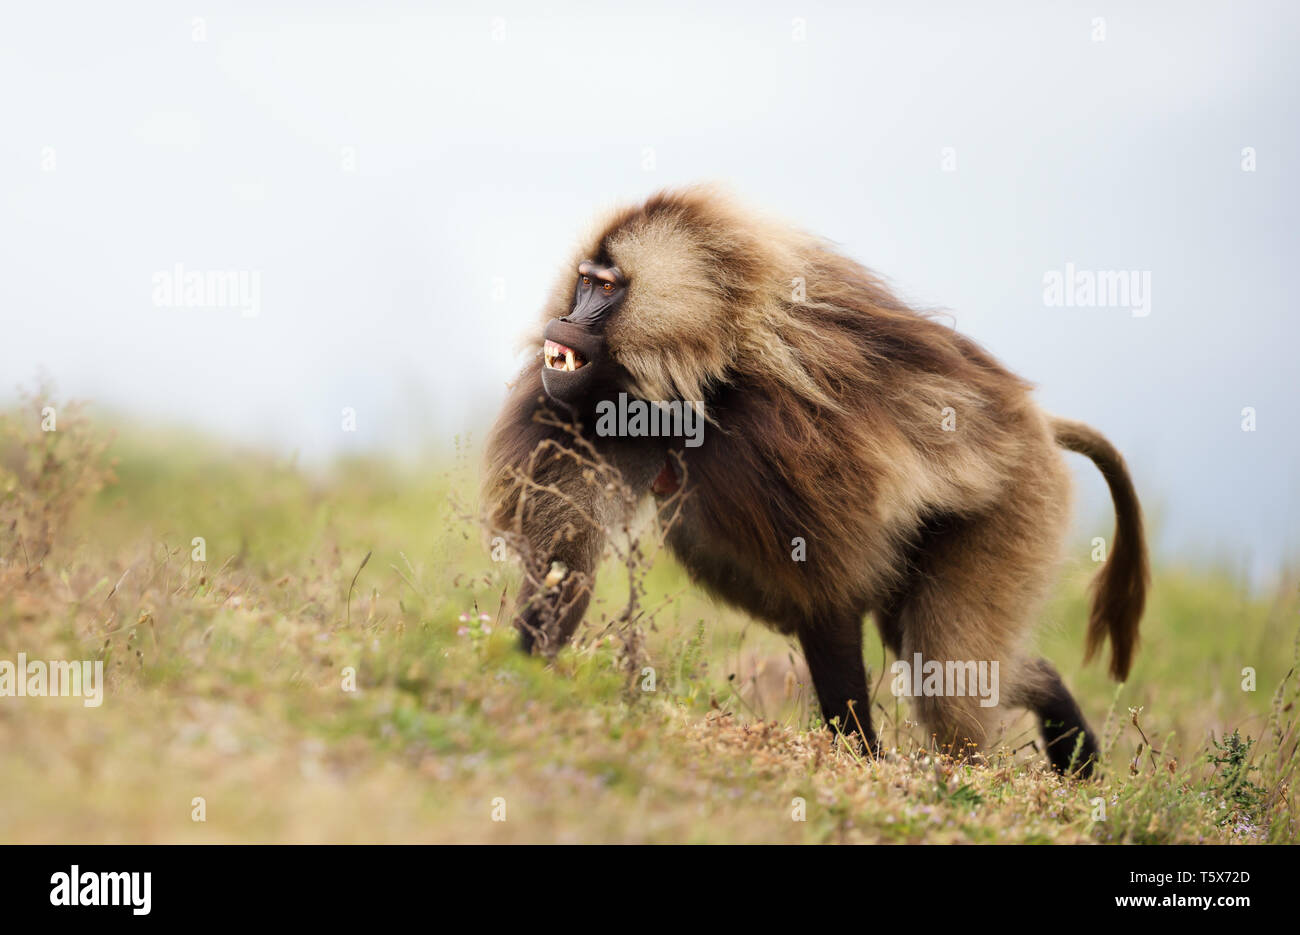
[483,186,1148,775]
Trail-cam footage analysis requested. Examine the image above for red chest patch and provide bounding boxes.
[651,456,681,497]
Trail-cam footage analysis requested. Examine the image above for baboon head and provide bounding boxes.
[537,189,796,417]
[540,260,627,411]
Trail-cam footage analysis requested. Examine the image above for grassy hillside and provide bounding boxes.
[1,394,1296,843]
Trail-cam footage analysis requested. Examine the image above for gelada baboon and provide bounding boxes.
[483,187,1147,776]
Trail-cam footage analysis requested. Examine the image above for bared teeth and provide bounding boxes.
[543,339,585,372]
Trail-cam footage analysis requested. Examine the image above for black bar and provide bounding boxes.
[2,844,1282,922]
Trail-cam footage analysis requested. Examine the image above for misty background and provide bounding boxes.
[2,1,1296,582]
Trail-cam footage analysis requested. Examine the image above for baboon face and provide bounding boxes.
[540,259,627,410]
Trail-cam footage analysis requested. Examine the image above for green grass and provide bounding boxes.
[0,396,1296,843]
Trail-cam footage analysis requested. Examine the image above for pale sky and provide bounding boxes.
[2,1,1297,580]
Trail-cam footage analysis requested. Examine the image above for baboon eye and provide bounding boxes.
[602,282,615,293]
[581,276,591,286]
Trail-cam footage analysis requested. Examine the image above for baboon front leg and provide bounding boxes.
[1027,658,1100,777]
[797,614,878,755]
[515,569,594,655]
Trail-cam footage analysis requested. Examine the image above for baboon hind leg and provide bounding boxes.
[893,588,1021,764]
[797,611,879,756]
[890,503,1068,766]
[1022,658,1100,777]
